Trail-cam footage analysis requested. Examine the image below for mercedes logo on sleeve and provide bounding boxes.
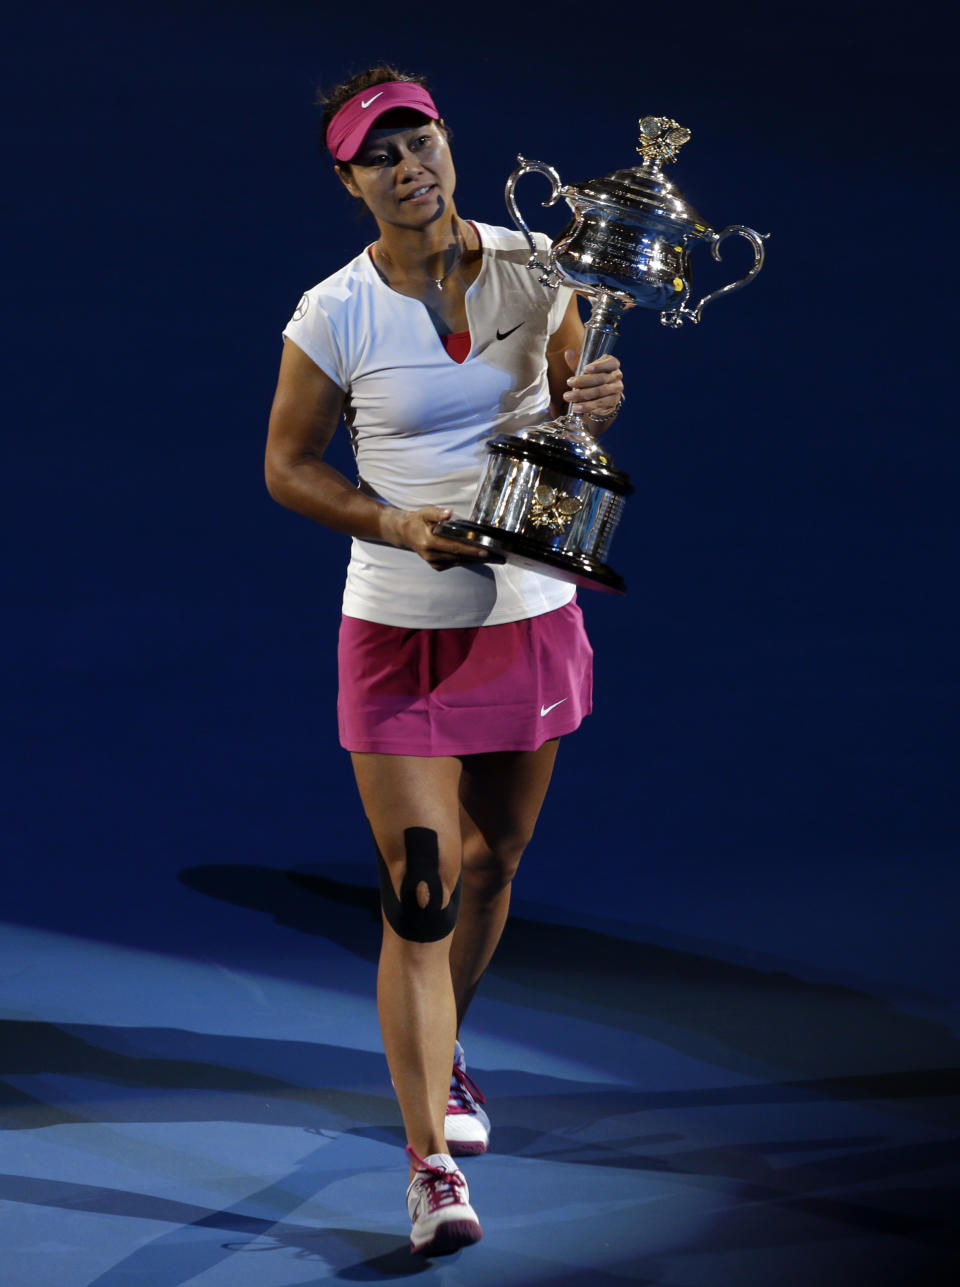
[293,294,309,321]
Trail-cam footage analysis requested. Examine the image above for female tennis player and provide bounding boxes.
[265,65,623,1255]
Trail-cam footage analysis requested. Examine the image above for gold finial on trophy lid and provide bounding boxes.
[637,116,692,167]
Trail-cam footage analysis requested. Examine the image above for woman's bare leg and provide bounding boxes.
[351,752,464,1174]
[450,740,560,1029]
[352,741,560,1167]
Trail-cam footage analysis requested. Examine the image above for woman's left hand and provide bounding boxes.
[562,349,623,426]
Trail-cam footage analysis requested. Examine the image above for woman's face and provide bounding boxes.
[337,121,456,229]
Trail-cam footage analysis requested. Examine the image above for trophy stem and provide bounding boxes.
[575,291,629,377]
[550,291,631,442]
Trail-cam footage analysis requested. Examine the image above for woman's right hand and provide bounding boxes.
[381,506,492,571]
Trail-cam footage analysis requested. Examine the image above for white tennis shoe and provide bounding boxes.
[444,1040,491,1156]
[405,1147,483,1256]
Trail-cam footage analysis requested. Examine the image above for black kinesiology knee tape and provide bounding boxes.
[375,826,462,943]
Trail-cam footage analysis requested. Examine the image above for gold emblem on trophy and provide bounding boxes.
[527,485,584,533]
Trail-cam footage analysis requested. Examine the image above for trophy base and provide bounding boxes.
[435,517,627,595]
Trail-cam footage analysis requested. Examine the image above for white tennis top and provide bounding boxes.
[282,222,576,628]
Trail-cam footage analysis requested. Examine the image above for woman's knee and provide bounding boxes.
[374,825,462,943]
[462,830,531,895]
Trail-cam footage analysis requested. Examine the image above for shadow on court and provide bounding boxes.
[178,863,960,1094]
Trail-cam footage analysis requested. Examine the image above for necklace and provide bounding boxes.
[432,230,463,291]
[374,224,464,292]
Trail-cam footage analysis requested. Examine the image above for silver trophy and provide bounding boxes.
[436,116,767,593]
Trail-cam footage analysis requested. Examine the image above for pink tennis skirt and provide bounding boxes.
[337,599,593,756]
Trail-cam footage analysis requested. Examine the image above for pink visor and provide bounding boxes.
[326,82,440,162]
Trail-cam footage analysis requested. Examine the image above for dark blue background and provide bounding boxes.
[4,2,955,993]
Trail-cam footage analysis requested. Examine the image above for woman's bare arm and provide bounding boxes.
[265,338,487,569]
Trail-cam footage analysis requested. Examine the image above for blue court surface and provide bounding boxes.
[3,833,958,1285]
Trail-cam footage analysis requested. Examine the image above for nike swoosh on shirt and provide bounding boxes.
[361,92,384,108]
[540,699,567,717]
[496,322,525,341]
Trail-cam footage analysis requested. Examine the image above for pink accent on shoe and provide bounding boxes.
[405,1146,460,1193]
[447,1063,486,1116]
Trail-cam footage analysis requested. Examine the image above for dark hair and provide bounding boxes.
[318,65,435,171]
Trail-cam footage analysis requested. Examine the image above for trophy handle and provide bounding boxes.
[661,225,769,327]
[505,155,564,288]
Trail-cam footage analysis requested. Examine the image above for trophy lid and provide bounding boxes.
[568,116,711,237]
